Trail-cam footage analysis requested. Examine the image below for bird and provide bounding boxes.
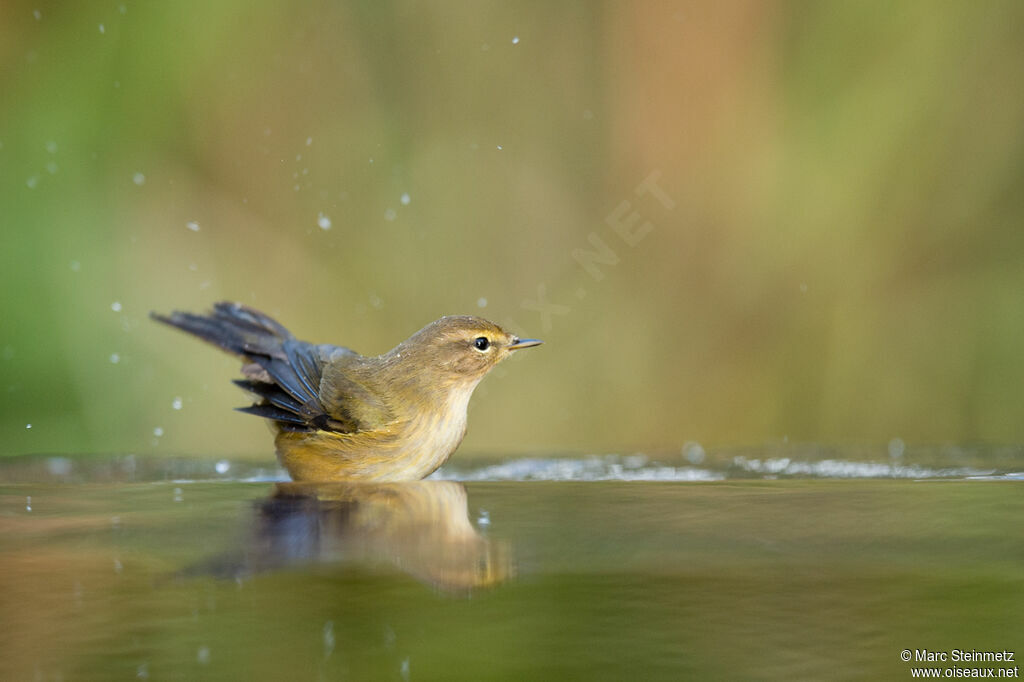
[151,302,542,481]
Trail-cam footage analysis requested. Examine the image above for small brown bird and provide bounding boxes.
[151,302,541,481]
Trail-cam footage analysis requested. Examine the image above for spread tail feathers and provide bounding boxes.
[151,302,333,431]
[150,301,293,360]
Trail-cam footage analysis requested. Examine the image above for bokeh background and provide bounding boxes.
[3,1,1024,460]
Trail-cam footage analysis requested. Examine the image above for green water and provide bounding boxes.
[1,456,1021,680]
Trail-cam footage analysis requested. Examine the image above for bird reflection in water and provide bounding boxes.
[215,481,512,592]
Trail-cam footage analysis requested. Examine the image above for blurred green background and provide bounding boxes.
[3,1,1024,460]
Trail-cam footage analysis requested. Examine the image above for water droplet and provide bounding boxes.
[512,36,520,45]
[305,137,313,146]
[383,208,397,221]
[26,175,39,189]
[400,192,411,205]
[109,353,120,364]
[173,487,183,502]
[45,140,58,154]
[888,438,906,459]
[98,23,105,34]
[186,221,200,232]
[215,460,230,474]
[476,510,490,526]
[477,297,488,308]
[119,4,126,15]
[317,212,332,230]
[496,145,503,150]
[682,441,706,464]
[25,423,32,429]
[153,426,164,437]
[323,621,335,658]
[111,301,122,312]
[46,161,58,174]
[33,9,42,20]
[26,496,32,511]
[171,397,183,410]
[70,260,81,272]
[197,646,210,664]
[132,172,145,186]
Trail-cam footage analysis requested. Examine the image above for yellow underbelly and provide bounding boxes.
[273,416,468,482]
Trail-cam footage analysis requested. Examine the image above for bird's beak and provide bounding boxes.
[508,338,543,350]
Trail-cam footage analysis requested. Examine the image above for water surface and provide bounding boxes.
[1,449,1021,680]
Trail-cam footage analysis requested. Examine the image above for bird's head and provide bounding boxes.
[391,316,542,387]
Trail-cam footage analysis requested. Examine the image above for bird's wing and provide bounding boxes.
[152,302,365,432]
[317,353,397,433]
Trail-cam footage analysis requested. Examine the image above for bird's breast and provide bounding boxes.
[398,385,476,474]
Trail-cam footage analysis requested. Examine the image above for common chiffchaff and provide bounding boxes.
[152,302,541,481]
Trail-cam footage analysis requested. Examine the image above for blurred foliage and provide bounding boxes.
[2,1,1024,458]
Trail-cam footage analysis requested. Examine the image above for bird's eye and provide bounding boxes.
[473,336,491,351]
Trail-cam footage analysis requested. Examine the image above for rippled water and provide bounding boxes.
[1,448,1021,680]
